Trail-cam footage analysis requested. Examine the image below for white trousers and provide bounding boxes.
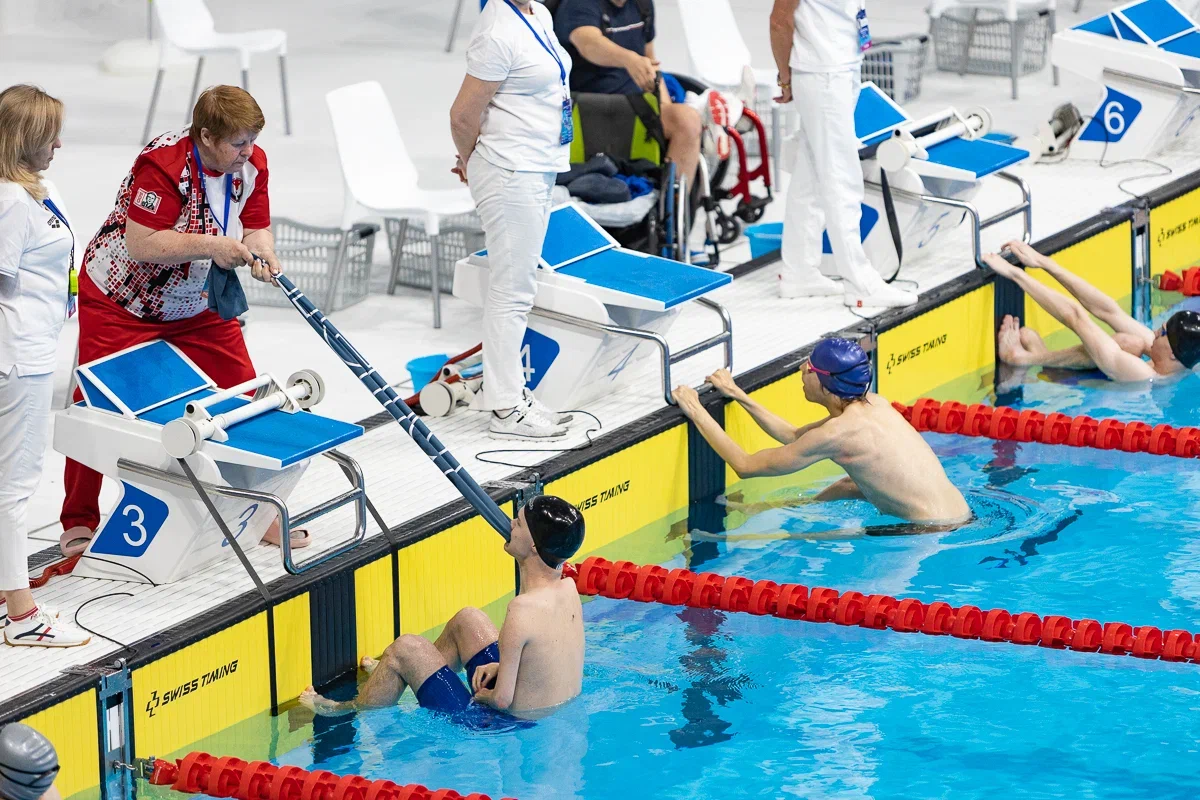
[781,69,882,295]
[468,152,555,411]
[0,369,53,591]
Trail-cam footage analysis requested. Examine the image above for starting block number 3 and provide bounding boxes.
[90,482,170,557]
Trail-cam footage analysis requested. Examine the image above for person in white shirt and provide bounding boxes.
[769,0,916,309]
[0,85,89,648]
[450,0,575,441]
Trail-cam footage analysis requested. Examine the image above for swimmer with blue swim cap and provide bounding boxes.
[302,495,586,722]
[673,337,971,527]
[987,241,1197,383]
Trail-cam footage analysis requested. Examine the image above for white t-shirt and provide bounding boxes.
[466,0,573,174]
[0,179,73,377]
[792,0,864,73]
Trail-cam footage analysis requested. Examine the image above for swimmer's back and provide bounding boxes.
[508,577,584,716]
[827,395,970,523]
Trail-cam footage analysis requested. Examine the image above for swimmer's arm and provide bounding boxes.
[733,392,826,445]
[732,426,835,479]
[474,604,528,711]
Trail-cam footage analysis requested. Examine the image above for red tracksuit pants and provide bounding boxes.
[61,270,256,532]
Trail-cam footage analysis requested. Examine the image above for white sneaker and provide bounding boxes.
[780,274,842,299]
[522,388,572,424]
[844,283,919,309]
[4,607,91,648]
[489,398,568,441]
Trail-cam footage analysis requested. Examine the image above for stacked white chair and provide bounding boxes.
[928,0,1059,99]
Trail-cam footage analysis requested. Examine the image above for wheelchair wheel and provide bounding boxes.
[716,212,741,245]
[735,201,766,223]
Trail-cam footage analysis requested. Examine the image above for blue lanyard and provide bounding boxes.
[192,144,233,235]
[43,197,70,232]
[503,0,566,86]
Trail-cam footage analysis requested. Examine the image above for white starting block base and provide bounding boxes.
[797,82,1032,277]
[454,205,733,410]
[1055,0,1200,162]
[55,341,366,585]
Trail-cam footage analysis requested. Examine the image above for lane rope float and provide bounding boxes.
[564,558,1200,665]
[142,751,515,800]
[893,399,1200,458]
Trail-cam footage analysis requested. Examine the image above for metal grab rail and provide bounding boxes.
[117,448,368,589]
[1103,68,1200,97]
[864,170,1032,269]
[531,296,734,407]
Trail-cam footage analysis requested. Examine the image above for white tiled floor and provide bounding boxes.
[3,0,1197,702]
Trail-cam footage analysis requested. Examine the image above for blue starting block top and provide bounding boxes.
[534,204,731,309]
[855,82,910,146]
[76,340,361,467]
[1076,0,1200,53]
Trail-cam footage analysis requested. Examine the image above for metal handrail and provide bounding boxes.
[117,448,368,580]
[1103,68,1200,97]
[530,295,734,407]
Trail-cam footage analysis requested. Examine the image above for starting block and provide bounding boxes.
[453,204,733,409]
[54,340,370,585]
[843,82,1033,276]
[1053,0,1200,162]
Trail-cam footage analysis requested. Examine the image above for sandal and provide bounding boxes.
[59,526,95,558]
[259,526,311,549]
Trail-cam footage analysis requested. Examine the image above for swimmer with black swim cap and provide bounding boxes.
[988,241,1199,382]
[0,724,60,800]
[673,337,970,527]
[302,495,586,721]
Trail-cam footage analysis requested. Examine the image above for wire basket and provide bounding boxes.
[243,218,377,311]
[931,8,1050,77]
[862,34,929,103]
[384,214,485,293]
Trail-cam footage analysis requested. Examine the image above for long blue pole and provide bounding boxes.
[276,273,512,540]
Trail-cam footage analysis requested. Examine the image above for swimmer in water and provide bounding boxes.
[985,241,1200,382]
[300,496,585,721]
[672,338,971,528]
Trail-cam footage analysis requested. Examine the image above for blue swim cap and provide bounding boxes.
[809,338,872,399]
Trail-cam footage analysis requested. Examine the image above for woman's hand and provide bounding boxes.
[249,249,282,284]
[210,237,254,269]
[451,155,469,185]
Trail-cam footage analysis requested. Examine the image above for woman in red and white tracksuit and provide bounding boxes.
[60,85,299,554]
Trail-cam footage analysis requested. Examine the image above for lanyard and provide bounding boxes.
[42,197,77,315]
[192,144,233,235]
[503,0,567,87]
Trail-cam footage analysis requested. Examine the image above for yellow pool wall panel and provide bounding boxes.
[18,690,99,800]
[546,424,689,560]
[354,556,397,663]
[131,613,271,759]
[876,285,995,404]
[271,592,313,705]
[1150,187,1200,278]
[398,516,515,639]
[723,371,830,487]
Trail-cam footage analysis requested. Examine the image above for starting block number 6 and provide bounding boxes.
[1103,100,1127,137]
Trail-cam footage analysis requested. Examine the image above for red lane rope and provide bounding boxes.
[893,399,1200,458]
[1159,268,1200,296]
[149,752,515,800]
[563,559,1200,665]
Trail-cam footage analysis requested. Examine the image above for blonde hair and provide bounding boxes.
[0,85,63,202]
[189,85,265,143]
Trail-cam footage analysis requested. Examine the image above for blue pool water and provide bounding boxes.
[282,368,1200,799]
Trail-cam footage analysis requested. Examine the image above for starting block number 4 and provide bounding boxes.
[90,483,170,557]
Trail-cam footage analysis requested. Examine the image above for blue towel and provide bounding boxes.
[663,74,686,104]
[615,174,653,199]
[206,265,249,321]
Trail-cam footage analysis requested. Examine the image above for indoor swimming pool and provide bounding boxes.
[254,367,1200,800]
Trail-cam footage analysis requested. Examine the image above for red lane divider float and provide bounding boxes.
[892,399,1200,459]
[148,752,515,800]
[563,558,1200,665]
[1159,267,1200,296]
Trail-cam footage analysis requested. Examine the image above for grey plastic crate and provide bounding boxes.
[932,7,1050,77]
[862,35,929,103]
[384,214,485,294]
[243,217,377,311]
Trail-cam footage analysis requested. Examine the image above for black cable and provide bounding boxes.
[78,554,159,585]
[475,409,604,468]
[74,592,135,652]
[1055,113,1173,199]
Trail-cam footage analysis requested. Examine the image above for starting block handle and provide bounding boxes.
[189,375,274,413]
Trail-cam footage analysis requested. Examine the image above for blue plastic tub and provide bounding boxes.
[745,222,783,259]
[406,354,449,389]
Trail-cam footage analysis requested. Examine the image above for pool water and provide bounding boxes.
[279,367,1200,799]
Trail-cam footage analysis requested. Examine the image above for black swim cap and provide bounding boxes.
[1166,310,1200,369]
[524,495,585,568]
[0,724,59,800]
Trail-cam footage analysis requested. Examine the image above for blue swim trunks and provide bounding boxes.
[413,643,533,730]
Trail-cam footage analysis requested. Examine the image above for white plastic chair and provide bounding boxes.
[676,0,786,181]
[326,82,477,329]
[142,0,291,144]
[928,0,1058,99]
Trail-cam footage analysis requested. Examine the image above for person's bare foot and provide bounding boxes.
[298,685,354,716]
[1018,325,1048,356]
[361,655,379,675]
[998,315,1035,366]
